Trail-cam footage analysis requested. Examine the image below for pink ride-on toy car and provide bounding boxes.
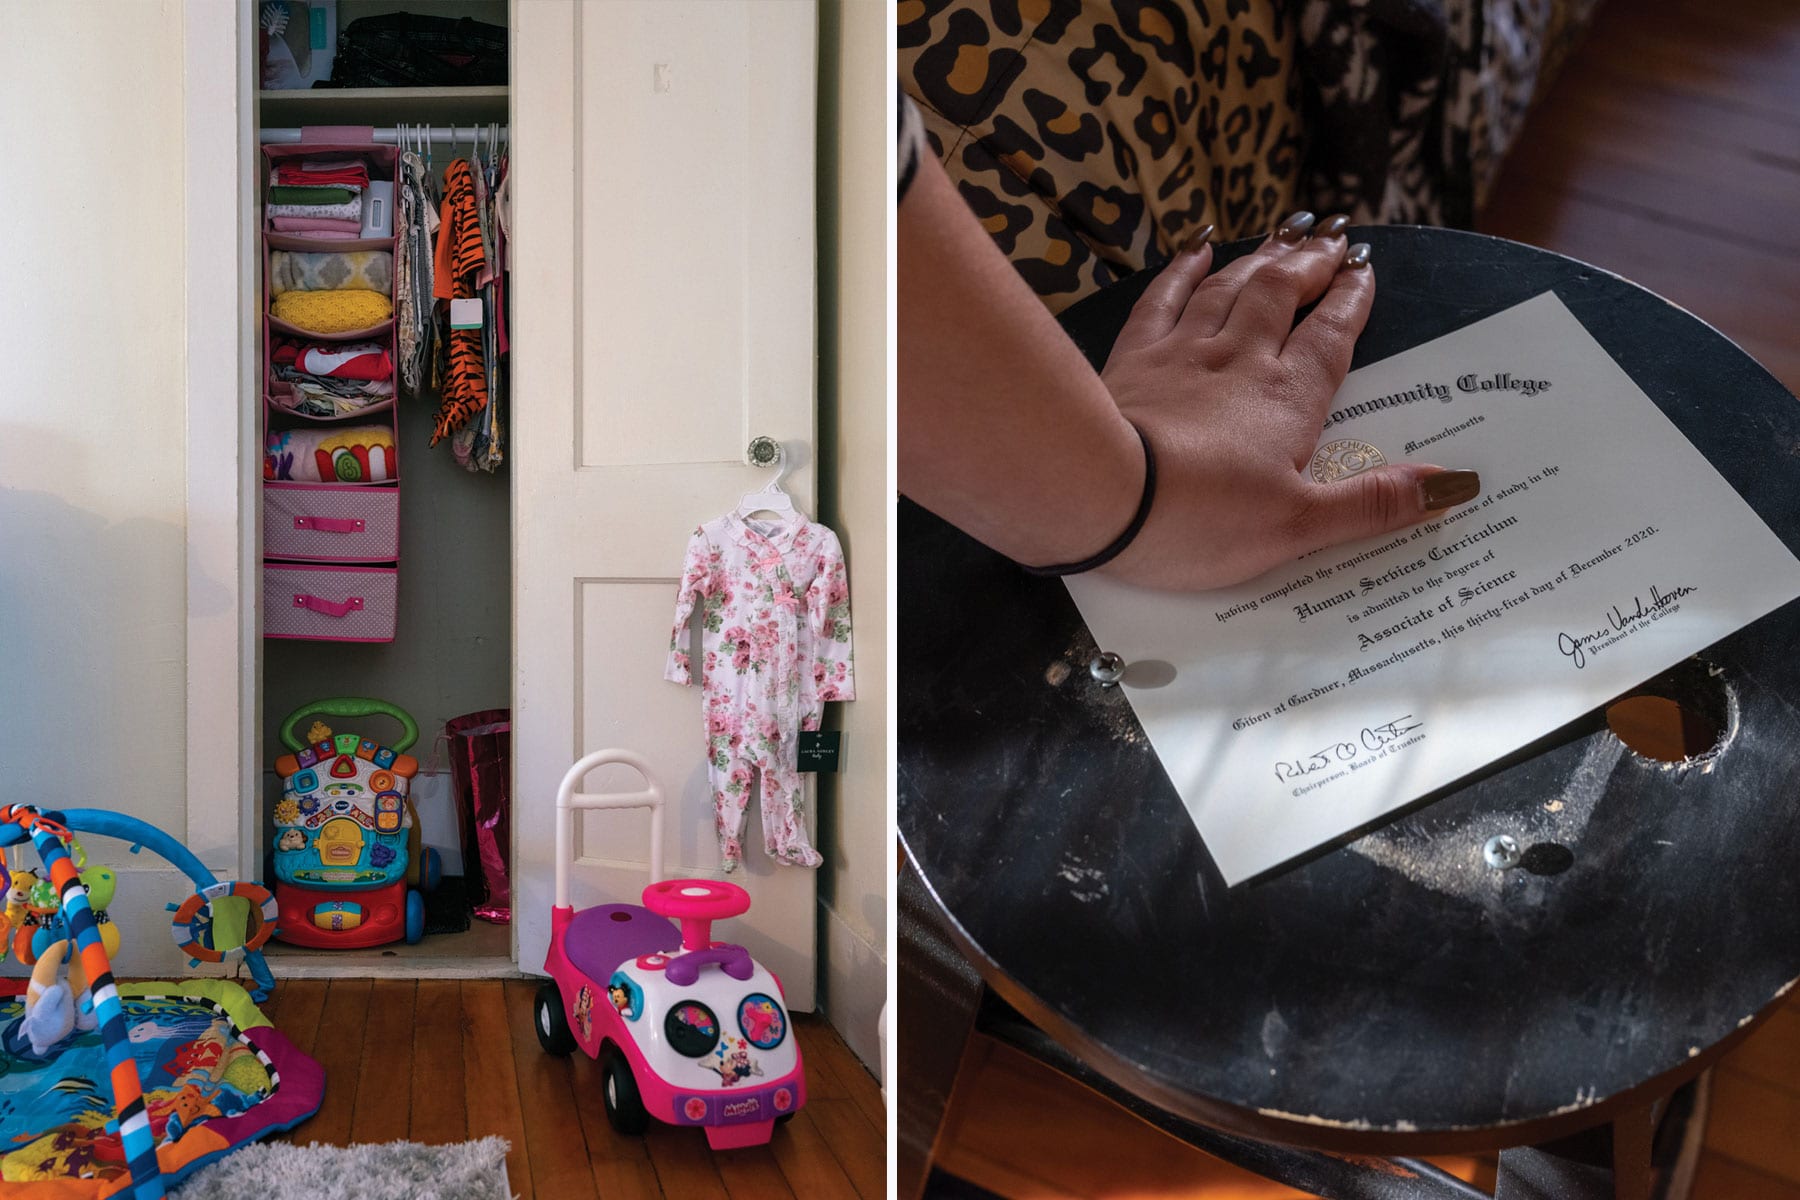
[534,750,804,1149]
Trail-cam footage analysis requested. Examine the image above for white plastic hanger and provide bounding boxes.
[737,441,799,525]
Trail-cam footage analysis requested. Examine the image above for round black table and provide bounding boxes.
[898,226,1800,1188]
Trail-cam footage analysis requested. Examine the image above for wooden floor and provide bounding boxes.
[934,0,1800,1195]
[260,979,886,1200]
[1477,0,1800,396]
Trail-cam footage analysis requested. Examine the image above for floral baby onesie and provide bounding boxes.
[666,512,854,870]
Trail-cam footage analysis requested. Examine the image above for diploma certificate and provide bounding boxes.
[1066,292,1800,885]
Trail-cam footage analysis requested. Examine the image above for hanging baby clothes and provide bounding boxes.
[395,142,438,394]
[665,513,855,871]
[430,158,489,445]
[453,143,508,474]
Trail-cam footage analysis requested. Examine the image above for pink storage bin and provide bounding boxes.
[264,482,399,562]
[265,563,398,642]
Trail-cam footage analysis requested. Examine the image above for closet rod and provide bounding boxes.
[259,126,509,145]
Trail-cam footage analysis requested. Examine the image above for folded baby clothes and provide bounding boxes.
[275,368,395,399]
[268,195,362,223]
[271,289,392,335]
[269,185,358,207]
[272,340,393,381]
[273,160,371,190]
[272,369,394,419]
[266,424,398,483]
[269,250,393,297]
[270,216,363,235]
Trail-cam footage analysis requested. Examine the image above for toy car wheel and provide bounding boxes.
[534,983,577,1057]
[601,1046,649,1135]
[404,890,425,944]
[420,846,442,892]
[776,1112,797,1126]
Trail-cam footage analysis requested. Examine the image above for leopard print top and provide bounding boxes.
[899,0,1303,313]
[900,1,1601,311]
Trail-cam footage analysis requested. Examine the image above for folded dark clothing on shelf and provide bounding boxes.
[273,365,395,418]
[269,185,358,206]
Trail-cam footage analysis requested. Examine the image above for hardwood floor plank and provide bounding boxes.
[797,1016,886,1133]
[1477,182,1800,385]
[409,978,469,1145]
[503,979,599,1200]
[1699,1069,1800,1187]
[1492,122,1800,261]
[349,978,417,1145]
[1544,67,1800,173]
[714,1145,799,1200]
[768,1108,862,1199]
[569,1050,667,1198]
[1693,1149,1800,1200]
[292,978,371,1146]
[1718,1006,1800,1099]
[238,978,883,1199]
[265,978,327,1059]
[644,1120,733,1200]
[803,1098,888,1200]
[1590,14,1800,121]
[462,979,533,1199]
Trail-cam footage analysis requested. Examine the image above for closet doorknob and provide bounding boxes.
[746,437,782,468]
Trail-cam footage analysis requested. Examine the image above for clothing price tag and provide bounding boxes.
[797,731,841,774]
[450,297,484,331]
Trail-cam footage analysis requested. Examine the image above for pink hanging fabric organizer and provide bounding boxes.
[261,126,402,642]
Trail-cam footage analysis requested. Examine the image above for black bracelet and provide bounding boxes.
[1020,422,1156,577]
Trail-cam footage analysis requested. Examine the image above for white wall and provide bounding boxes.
[0,3,203,974]
[817,0,890,1081]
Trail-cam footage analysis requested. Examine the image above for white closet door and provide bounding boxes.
[512,0,821,1007]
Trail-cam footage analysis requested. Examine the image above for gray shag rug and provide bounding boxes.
[174,1137,512,1199]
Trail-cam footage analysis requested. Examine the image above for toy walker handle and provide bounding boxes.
[665,946,754,986]
[279,696,420,753]
[642,878,750,951]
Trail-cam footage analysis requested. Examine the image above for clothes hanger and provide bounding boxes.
[736,441,800,525]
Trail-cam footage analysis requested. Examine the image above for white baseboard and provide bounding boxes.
[819,901,886,1084]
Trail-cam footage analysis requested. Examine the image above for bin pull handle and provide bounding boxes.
[294,593,364,618]
[294,515,366,534]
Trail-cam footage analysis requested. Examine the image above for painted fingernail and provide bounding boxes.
[1181,223,1216,255]
[1420,469,1480,511]
[1275,210,1315,242]
[1344,242,1372,269]
[1315,213,1350,239]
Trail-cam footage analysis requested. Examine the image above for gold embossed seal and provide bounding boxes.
[1310,439,1386,484]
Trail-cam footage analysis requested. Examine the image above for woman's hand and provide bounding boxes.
[1101,214,1478,590]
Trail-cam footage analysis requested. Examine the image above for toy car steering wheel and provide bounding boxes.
[643,879,750,951]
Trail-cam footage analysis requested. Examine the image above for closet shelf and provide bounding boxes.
[260,86,508,128]
[267,396,397,424]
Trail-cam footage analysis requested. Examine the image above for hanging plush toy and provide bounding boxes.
[13,844,120,966]
[20,940,98,1056]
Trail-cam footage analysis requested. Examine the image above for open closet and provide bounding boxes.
[238,0,826,1007]
[255,0,514,976]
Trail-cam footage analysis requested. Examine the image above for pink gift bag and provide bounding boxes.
[445,709,511,924]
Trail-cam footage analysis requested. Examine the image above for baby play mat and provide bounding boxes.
[0,979,321,1196]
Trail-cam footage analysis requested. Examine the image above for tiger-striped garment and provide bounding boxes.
[432,159,489,445]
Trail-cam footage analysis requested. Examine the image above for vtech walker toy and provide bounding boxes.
[270,698,441,948]
[535,750,803,1149]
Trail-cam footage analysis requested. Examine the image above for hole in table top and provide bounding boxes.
[1521,842,1574,875]
[1604,659,1730,764]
